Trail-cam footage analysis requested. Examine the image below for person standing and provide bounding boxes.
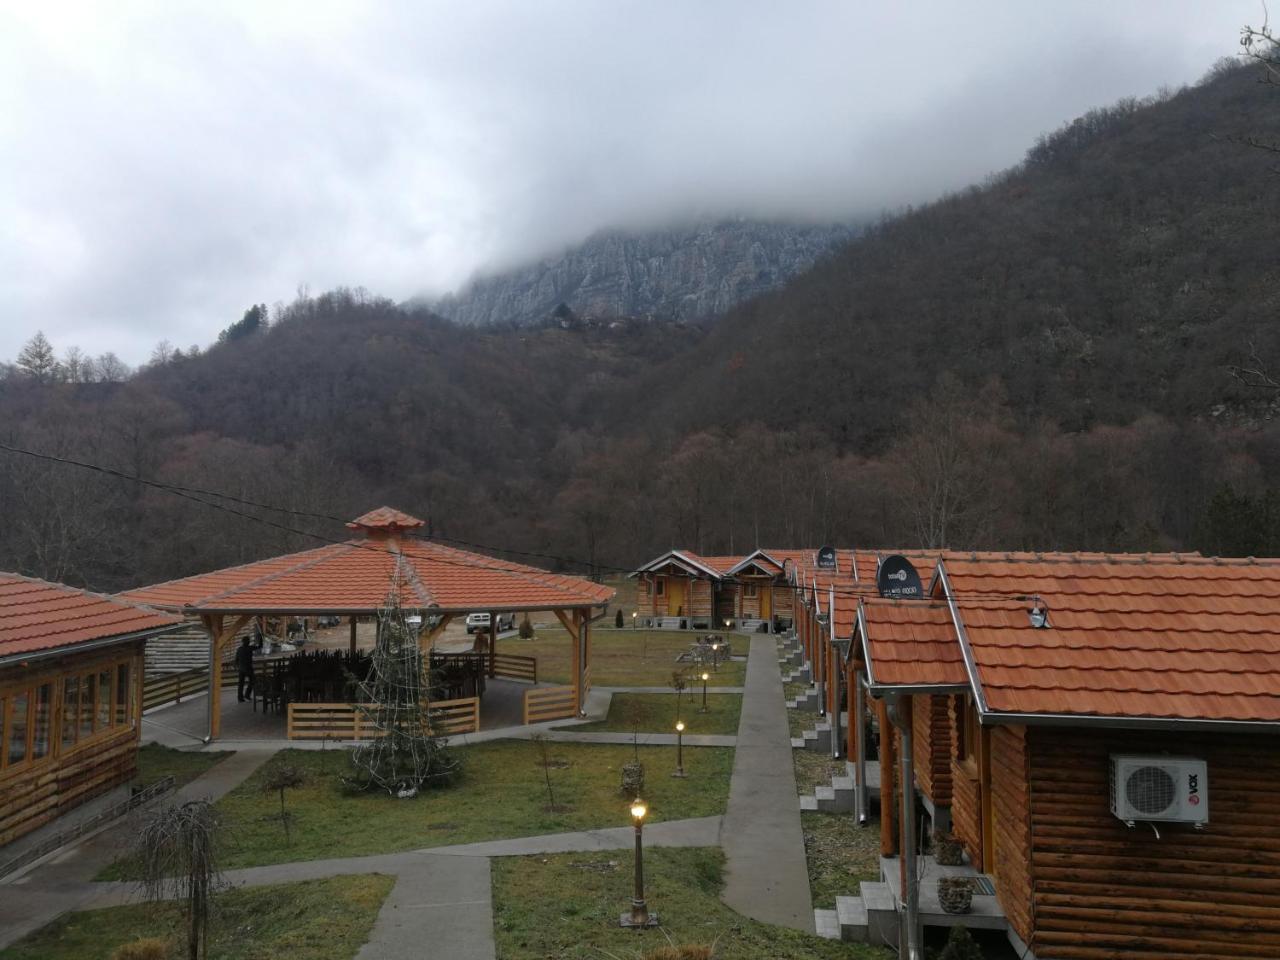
[236,636,255,702]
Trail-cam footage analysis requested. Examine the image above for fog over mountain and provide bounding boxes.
[0,1,1253,361]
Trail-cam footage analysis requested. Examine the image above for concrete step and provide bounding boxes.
[783,665,811,684]
[836,895,870,942]
[787,688,820,713]
[790,737,807,750]
[799,794,819,811]
[801,723,832,753]
[861,881,899,948]
[814,908,841,940]
[814,783,854,813]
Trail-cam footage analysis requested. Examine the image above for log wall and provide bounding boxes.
[1026,727,1280,960]
[0,642,144,846]
[913,694,954,810]
[636,577,655,617]
[990,725,1034,946]
[950,696,982,861]
[689,579,714,620]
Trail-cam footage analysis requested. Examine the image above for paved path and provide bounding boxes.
[720,634,815,932]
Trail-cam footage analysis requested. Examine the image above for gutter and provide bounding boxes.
[937,562,989,714]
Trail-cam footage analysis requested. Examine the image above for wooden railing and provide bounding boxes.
[142,663,237,712]
[286,697,480,741]
[522,685,577,724]
[492,653,537,683]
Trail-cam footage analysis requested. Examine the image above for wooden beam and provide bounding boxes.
[349,616,357,656]
[201,612,252,742]
[878,697,897,857]
[418,614,454,652]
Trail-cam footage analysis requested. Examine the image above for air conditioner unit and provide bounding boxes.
[1110,755,1209,825]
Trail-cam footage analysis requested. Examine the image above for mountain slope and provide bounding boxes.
[428,219,854,327]
[622,62,1280,450]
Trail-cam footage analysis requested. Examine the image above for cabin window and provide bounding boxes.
[62,676,80,748]
[79,672,95,740]
[115,663,132,726]
[31,684,51,759]
[743,584,758,598]
[6,691,29,767]
[958,696,977,768]
[96,670,111,732]
[655,578,665,597]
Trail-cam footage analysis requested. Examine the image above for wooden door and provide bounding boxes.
[759,584,772,621]
[666,577,687,616]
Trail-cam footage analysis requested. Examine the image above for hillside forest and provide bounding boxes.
[2,58,1280,592]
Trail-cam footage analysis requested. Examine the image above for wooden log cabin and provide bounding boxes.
[854,551,1280,960]
[632,549,798,632]
[0,573,179,847]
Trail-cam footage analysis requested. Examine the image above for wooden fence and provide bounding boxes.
[491,653,537,683]
[522,685,578,724]
[142,663,237,712]
[286,697,480,740]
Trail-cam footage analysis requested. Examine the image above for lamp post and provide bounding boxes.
[673,720,686,778]
[711,642,720,672]
[620,798,659,927]
[632,611,637,630]
[700,671,709,713]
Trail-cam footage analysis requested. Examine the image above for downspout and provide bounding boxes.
[829,586,841,760]
[887,693,923,960]
[854,672,869,825]
[814,584,825,719]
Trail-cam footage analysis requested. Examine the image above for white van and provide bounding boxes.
[466,612,515,634]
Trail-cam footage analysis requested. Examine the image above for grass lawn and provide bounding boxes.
[783,681,808,700]
[787,706,815,738]
[559,692,742,736]
[497,628,746,687]
[134,744,233,790]
[792,749,847,796]
[491,846,889,959]
[0,874,394,960]
[802,811,883,910]
[108,741,733,873]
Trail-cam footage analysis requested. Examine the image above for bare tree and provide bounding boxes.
[16,331,60,383]
[135,800,223,960]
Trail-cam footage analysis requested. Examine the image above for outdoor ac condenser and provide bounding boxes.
[1109,755,1209,825]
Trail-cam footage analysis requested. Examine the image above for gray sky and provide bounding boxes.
[0,1,1254,363]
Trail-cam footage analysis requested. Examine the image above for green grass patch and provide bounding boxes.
[0,873,393,960]
[134,744,232,790]
[802,811,883,910]
[491,846,889,959]
[130,741,732,872]
[497,629,746,687]
[787,706,814,738]
[560,693,742,736]
[792,750,847,796]
[783,682,808,701]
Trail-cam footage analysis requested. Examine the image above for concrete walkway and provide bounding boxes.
[720,633,815,932]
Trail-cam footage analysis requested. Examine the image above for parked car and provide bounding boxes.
[466,612,515,634]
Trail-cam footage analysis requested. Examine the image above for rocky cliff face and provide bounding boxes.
[428,219,855,327]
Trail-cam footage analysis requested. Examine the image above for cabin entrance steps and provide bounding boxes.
[797,758,880,812]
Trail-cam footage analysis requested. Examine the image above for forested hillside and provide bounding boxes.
[3,59,1279,592]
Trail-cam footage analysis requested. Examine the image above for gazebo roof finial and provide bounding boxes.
[346,506,426,539]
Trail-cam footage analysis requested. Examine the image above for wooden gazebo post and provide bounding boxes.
[348,616,358,656]
[200,612,251,742]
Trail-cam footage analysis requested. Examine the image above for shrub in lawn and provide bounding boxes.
[135,800,223,960]
[519,616,535,639]
[937,925,984,960]
[531,733,572,813]
[262,761,306,844]
[615,608,624,628]
[110,938,172,960]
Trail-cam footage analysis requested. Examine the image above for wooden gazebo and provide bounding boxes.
[119,507,613,740]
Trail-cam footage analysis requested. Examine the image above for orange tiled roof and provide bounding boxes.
[346,506,426,532]
[120,509,614,614]
[1,572,180,660]
[941,553,1280,724]
[860,598,967,689]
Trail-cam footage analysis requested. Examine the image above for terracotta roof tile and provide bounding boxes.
[120,511,613,614]
[1,572,180,659]
[940,553,1280,724]
[860,599,967,688]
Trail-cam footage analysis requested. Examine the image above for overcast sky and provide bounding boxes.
[0,1,1254,363]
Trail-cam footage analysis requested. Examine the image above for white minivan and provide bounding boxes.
[465,612,515,634]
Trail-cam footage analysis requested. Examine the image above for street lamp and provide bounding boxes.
[711,642,720,672]
[620,798,659,927]
[632,611,637,630]
[673,720,686,778]
[700,671,710,713]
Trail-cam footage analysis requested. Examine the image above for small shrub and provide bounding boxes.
[937,924,984,960]
[518,616,535,640]
[111,938,171,960]
[615,608,624,628]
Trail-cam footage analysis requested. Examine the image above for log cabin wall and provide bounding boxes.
[714,583,737,624]
[990,725,1034,947]
[1025,727,1280,960]
[636,577,654,618]
[774,586,794,618]
[739,581,763,618]
[0,641,145,846]
[950,695,982,859]
[689,579,714,622]
[912,693,955,810]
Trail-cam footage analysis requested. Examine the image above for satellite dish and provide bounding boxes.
[877,555,923,599]
[816,546,837,570]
